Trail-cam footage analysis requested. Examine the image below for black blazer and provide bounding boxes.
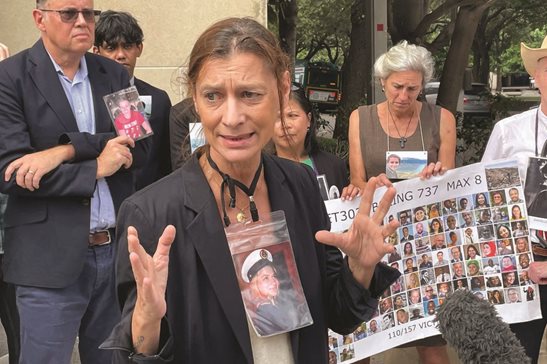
[133,78,172,189]
[169,98,198,170]
[0,40,149,288]
[105,153,399,363]
[312,149,349,193]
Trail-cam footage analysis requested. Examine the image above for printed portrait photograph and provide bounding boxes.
[353,323,367,341]
[424,299,439,316]
[497,239,514,255]
[490,190,507,207]
[103,86,154,141]
[415,237,432,254]
[426,202,441,219]
[511,220,529,238]
[502,271,519,287]
[457,195,473,211]
[480,241,496,258]
[510,204,526,221]
[491,206,509,223]
[488,289,505,305]
[339,344,355,362]
[477,224,495,241]
[390,275,406,295]
[485,274,503,288]
[482,257,500,275]
[505,287,522,303]
[500,255,517,272]
[515,237,530,254]
[398,209,412,226]
[393,293,408,310]
[446,230,460,247]
[385,151,427,180]
[409,306,425,321]
[473,192,491,209]
[232,243,312,337]
[399,226,415,244]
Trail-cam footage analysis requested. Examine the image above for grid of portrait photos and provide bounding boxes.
[327,164,538,363]
[365,185,534,337]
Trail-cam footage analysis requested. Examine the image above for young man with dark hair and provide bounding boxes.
[94,10,172,189]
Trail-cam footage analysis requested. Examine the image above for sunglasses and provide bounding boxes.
[39,8,101,23]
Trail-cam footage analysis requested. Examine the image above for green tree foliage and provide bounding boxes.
[269,0,545,142]
[295,0,352,64]
[470,0,547,83]
[498,27,547,75]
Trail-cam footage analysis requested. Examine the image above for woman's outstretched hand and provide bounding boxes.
[316,175,399,288]
[128,225,176,355]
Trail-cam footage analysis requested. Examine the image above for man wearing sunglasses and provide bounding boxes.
[94,11,172,189]
[0,1,150,363]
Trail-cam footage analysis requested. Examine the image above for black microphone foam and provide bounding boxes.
[435,289,530,364]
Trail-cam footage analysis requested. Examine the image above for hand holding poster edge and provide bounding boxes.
[316,175,400,288]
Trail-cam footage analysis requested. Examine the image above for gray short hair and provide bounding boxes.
[374,40,434,86]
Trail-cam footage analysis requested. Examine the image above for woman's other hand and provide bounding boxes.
[315,175,399,288]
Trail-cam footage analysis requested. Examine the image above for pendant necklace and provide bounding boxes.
[387,102,414,149]
[206,150,262,227]
[234,202,250,223]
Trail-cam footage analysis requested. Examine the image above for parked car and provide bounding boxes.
[424,81,491,115]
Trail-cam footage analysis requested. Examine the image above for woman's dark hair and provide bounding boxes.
[475,193,489,207]
[289,82,318,155]
[429,218,443,232]
[186,18,290,116]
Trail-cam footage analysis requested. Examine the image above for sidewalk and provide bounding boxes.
[1,325,547,363]
[371,331,547,363]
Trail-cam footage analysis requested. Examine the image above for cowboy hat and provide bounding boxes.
[521,35,547,75]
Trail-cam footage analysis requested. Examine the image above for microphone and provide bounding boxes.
[435,289,530,364]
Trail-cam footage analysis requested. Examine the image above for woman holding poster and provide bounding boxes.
[348,41,456,363]
[348,41,456,188]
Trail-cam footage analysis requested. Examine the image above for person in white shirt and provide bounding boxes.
[482,35,547,363]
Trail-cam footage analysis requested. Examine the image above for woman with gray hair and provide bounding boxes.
[349,40,456,187]
[349,41,455,364]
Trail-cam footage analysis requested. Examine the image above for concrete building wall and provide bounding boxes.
[0,0,267,103]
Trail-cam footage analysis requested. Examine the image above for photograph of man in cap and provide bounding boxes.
[482,34,547,363]
[240,248,308,336]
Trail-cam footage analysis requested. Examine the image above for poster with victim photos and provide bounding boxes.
[325,160,541,363]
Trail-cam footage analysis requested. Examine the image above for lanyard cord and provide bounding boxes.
[206,151,263,227]
[386,104,425,151]
[535,108,539,156]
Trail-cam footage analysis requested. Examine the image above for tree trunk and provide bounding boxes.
[437,2,494,113]
[390,0,426,44]
[334,0,369,139]
[278,0,298,64]
[472,11,491,84]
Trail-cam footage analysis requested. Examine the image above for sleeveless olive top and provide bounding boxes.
[358,102,441,180]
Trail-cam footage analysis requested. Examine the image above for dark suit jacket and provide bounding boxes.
[104,153,399,363]
[133,78,172,189]
[0,40,149,288]
[312,150,349,194]
[169,98,198,170]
